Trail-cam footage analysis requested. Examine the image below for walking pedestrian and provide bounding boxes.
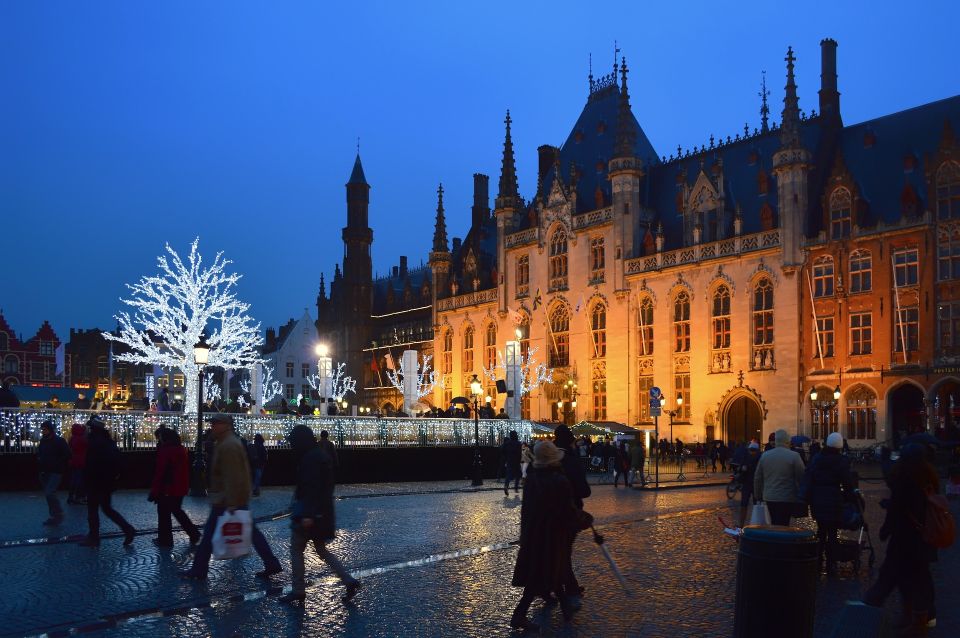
[737,442,762,528]
[79,418,135,546]
[278,425,360,605]
[157,387,170,412]
[630,438,646,487]
[503,430,522,494]
[319,430,339,470]
[248,433,268,497]
[553,424,590,602]
[181,415,282,580]
[613,441,631,487]
[510,440,588,632]
[863,444,941,631]
[149,427,200,548]
[709,441,720,472]
[802,432,854,575]
[753,428,805,526]
[37,420,70,525]
[520,441,534,482]
[67,423,88,505]
[718,441,729,472]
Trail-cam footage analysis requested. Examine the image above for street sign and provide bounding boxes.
[650,386,661,399]
[650,405,662,417]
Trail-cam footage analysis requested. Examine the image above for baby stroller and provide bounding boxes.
[832,472,876,571]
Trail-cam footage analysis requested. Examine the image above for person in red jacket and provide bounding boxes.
[150,427,201,548]
[67,423,88,505]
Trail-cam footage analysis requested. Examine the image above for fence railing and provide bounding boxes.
[0,409,534,453]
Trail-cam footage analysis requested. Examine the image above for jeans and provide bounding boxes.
[39,472,63,519]
[252,468,264,494]
[68,468,85,501]
[87,488,134,539]
[289,524,356,594]
[156,495,200,546]
[504,465,520,492]
[865,536,936,616]
[188,505,280,577]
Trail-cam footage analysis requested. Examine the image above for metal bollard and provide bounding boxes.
[733,526,819,638]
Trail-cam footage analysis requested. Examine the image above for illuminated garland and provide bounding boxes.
[481,345,554,395]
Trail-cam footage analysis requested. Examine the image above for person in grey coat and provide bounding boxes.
[754,428,805,526]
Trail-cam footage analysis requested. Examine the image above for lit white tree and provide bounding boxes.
[307,361,356,402]
[104,238,264,413]
[202,372,221,404]
[482,345,553,395]
[239,364,282,406]
[386,353,442,399]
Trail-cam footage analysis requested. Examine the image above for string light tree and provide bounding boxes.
[239,363,283,412]
[308,361,357,414]
[384,350,442,414]
[203,371,221,405]
[103,237,265,420]
[481,337,554,417]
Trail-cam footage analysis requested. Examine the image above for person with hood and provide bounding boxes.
[149,427,200,547]
[802,432,854,575]
[553,424,591,601]
[503,430,522,494]
[67,423,88,505]
[279,425,360,604]
[510,440,587,632]
[753,428,805,526]
[737,442,762,528]
[37,420,70,525]
[80,419,135,546]
[863,444,941,631]
[181,415,282,580]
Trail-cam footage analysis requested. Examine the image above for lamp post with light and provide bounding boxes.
[809,385,841,440]
[190,335,210,497]
[470,374,484,486]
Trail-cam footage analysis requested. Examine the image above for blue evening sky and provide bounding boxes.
[1,1,957,341]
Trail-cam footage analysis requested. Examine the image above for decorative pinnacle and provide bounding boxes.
[432,183,448,253]
[496,109,520,207]
[759,70,770,132]
[780,46,802,148]
[613,56,637,159]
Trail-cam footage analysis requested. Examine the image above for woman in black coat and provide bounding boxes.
[803,432,854,574]
[511,441,584,632]
[79,419,135,547]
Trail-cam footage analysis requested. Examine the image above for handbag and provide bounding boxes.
[212,509,253,560]
[749,501,771,526]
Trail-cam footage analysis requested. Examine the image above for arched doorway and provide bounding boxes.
[724,396,763,445]
[888,383,926,444]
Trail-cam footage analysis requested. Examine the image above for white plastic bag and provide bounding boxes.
[749,501,771,526]
[212,509,252,560]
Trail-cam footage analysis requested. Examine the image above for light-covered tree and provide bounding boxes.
[307,361,357,402]
[482,345,553,395]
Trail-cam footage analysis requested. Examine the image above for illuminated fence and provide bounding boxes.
[0,409,534,452]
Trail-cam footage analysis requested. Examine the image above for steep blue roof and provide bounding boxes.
[347,154,368,185]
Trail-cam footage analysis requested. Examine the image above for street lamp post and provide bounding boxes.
[190,335,210,497]
[809,385,841,440]
[470,374,484,486]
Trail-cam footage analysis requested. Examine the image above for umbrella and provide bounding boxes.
[791,435,811,446]
[590,526,631,594]
[450,396,471,405]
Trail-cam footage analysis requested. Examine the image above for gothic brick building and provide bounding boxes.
[0,312,61,387]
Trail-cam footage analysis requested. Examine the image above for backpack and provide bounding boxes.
[920,490,956,549]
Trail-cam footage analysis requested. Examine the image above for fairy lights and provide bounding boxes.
[307,361,356,402]
[482,345,553,395]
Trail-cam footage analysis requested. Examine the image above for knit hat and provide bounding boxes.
[533,440,565,467]
[826,432,844,449]
[554,424,574,449]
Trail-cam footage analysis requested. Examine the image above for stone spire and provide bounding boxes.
[614,57,637,159]
[318,273,326,300]
[780,47,802,148]
[496,110,520,209]
[759,70,770,133]
[432,183,449,252]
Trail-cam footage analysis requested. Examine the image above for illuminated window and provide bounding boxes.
[829,187,852,239]
[893,247,919,286]
[674,373,690,420]
[549,228,569,291]
[484,323,497,371]
[712,285,731,350]
[593,378,607,420]
[936,161,960,220]
[813,256,834,297]
[637,375,654,423]
[442,330,453,374]
[590,237,605,283]
[673,291,690,353]
[753,278,774,347]
[637,297,654,356]
[846,386,877,440]
[462,325,474,373]
[810,387,839,441]
[591,304,606,358]
[549,305,570,367]
[516,255,529,297]
[849,250,872,293]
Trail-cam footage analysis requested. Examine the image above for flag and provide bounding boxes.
[575,293,586,313]
[370,355,380,372]
[507,306,524,325]
[532,287,543,311]
[385,352,395,370]
[55,343,65,376]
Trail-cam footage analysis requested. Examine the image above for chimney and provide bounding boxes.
[399,256,408,279]
[392,265,399,278]
[818,38,841,122]
[452,237,462,253]
[537,145,559,196]
[472,173,489,229]
[266,328,276,351]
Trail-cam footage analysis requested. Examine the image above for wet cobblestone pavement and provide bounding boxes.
[1,479,956,637]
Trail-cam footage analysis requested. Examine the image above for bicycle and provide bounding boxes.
[726,470,742,500]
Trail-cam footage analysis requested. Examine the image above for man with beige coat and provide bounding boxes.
[181,415,282,580]
[753,428,806,526]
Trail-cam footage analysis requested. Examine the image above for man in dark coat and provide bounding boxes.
[80,419,135,546]
[511,441,584,632]
[279,425,360,604]
[502,430,522,494]
[0,380,19,408]
[157,388,170,412]
[803,431,854,574]
[37,420,70,525]
[553,424,591,601]
[74,393,91,410]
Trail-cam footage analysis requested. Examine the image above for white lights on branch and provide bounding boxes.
[385,353,443,399]
[482,345,553,395]
[240,365,282,405]
[203,372,221,404]
[103,237,264,414]
[308,361,356,402]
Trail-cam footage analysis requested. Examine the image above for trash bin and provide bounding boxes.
[733,525,819,638]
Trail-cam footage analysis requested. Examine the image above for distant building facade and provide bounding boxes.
[0,312,61,388]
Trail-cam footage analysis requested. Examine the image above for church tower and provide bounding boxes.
[428,183,451,327]
[494,110,521,314]
[607,57,644,285]
[772,47,810,270]
[340,153,373,402]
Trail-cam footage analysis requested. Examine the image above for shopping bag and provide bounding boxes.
[212,509,253,560]
[749,501,771,526]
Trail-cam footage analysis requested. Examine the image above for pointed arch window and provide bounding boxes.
[441,329,453,375]
[938,227,960,281]
[829,187,852,239]
[849,250,872,293]
[810,385,839,441]
[549,228,569,291]
[549,305,570,367]
[590,237,605,283]
[846,386,877,440]
[673,291,691,353]
[936,161,960,220]
[638,297,654,356]
[752,278,774,369]
[484,323,497,371]
[813,256,834,297]
[591,304,607,358]
[711,285,731,350]
[515,255,530,297]
[462,325,474,374]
